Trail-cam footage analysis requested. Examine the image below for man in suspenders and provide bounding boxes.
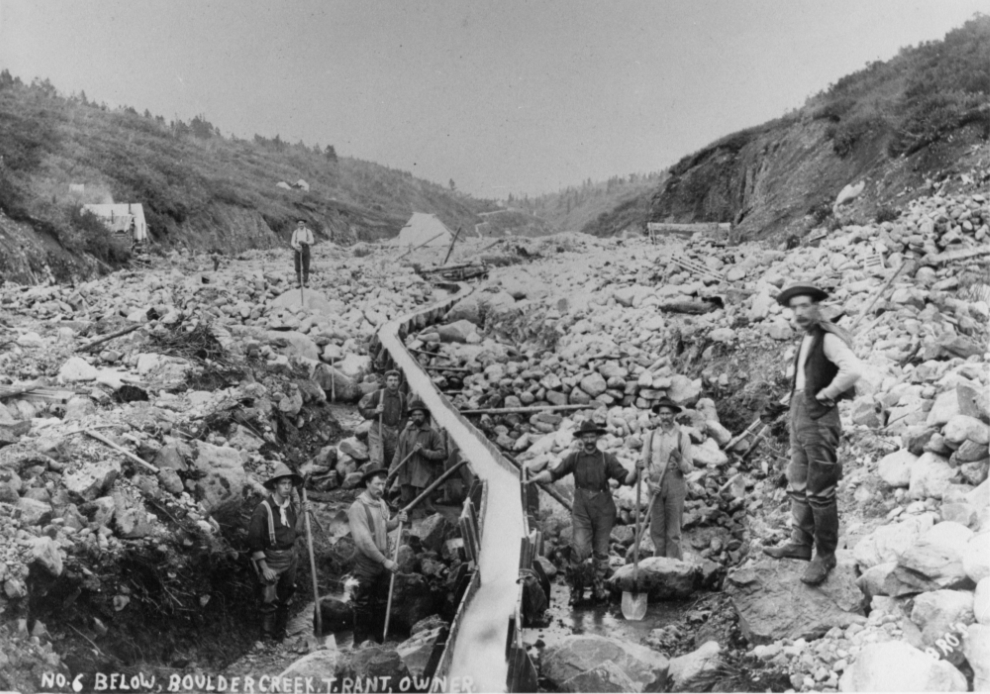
[639,398,695,560]
[346,465,407,646]
[246,464,310,642]
[358,370,407,467]
[525,420,639,603]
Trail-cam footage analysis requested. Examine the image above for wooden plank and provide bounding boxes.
[458,403,588,416]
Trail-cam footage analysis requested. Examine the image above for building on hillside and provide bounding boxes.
[392,213,455,248]
[81,203,148,242]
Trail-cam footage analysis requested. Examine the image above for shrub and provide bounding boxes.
[70,207,131,266]
[875,205,899,223]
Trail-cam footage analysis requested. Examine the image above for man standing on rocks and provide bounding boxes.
[347,465,408,646]
[525,420,639,603]
[358,370,407,467]
[639,398,695,560]
[290,219,315,289]
[391,399,447,515]
[763,284,863,585]
[247,464,311,642]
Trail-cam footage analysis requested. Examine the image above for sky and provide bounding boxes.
[0,1,986,199]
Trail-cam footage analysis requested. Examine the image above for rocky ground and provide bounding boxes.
[0,174,988,692]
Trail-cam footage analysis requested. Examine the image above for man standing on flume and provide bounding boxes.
[525,420,639,603]
[247,464,311,642]
[291,219,314,288]
[358,370,407,467]
[763,283,863,585]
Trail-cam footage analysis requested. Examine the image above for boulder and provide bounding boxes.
[668,376,701,407]
[963,531,990,583]
[909,452,956,500]
[396,626,444,678]
[63,460,121,502]
[976,578,990,625]
[28,536,63,577]
[541,634,669,693]
[338,437,370,462]
[838,641,966,692]
[337,353,372,380]
[192,442,246,513]
[16,497,53,525]
[387,573,436,634]
[667,641,721,691]
[964,624,990,692]
[58,356,98,382]
[911,589,974,665]
[560,660,637,693]
[893,522,975,592]
[276,648,341,682]
[691,438,729,467]
[943,414,990,446]
[410,513,455,555]
[856,562,898,600]
[265,330,319,361]
[313,364,361,402]
[333,646,410,690]
[317,597,355,633]
[112,486,154,538]
[724,553,866,644]
[608,556,698,599]
[878,449,917,488]
[579,373,608,398]
[613,285,653,308]
[438,320,477,343]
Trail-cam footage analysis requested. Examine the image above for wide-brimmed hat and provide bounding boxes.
[264,463,303,490]
[359,465,389,485]
[407,399,430,416]
[776,283,829,307]
[651,398,683,414]
[573,420,607,437]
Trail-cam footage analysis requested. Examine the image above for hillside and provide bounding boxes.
[590,15,990,240]
[0,71,498,283]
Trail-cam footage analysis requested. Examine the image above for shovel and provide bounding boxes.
[621,470,648,620]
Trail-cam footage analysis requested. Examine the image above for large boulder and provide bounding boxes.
[724,553,865,644]
[964,531,990,583]
[893,522,974,591]
[58,356,98,383]
[667,641,721,691]
[277,648,342,681]
[667,376,701,407]
[266,330,319,361]
[943,414,990,447]
[387,574,436,634]
[336,353,372,380]
[909,452,956,499]
[541,634,669,693]
[438,320,477,343]
[28,536,63,577]
[838,641,967,692]
[853,512,937,569]
[965,623,990,691]
[691,438,729,467]
[560,660,637,693]
[607,557,698,600]
[975,577,990,625]
[63,460,121,502]
[312,364,361,402]
[333,646,410,690]
[409,513,455,555]
[911,589,975,665]
[878,449,917,488]
[192,442,247,513]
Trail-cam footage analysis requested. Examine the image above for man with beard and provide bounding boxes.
[358,370,407,467]
[347,466,408,646]
[763,283,863,585]
[391,399,447,515]
[525,420,639,603]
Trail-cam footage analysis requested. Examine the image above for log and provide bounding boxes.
[458,404,590,416]
[76,323,143,353]
[0,381,44,401]
[83,430,159,474]
[424,365,474,373]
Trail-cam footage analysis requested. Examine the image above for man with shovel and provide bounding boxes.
[290,219,315,289]
[639,398,695,560]
[247,464,312,642]
[391,399,446,517]
[525,420,638,604]
[347,465,408,646]
[358,370,407,468]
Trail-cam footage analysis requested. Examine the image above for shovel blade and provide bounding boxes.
[621,590,648,621]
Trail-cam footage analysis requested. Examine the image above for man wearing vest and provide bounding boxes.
[764,284,863,585]
[638,398,695,560]
[525,420,639,603]
[358,370,407,468]
[346,465,408,646]
[246,464,311,642]
[290,219,315,289]
[391,399,447,515]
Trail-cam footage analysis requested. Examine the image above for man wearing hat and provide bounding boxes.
[247,463,311,641]
[525,420,639,603]
[763,283,863,585]
[391,399,447,514]
[347,465,408,645]
[290,219,315,289]
[639,398,695,560]
[358,370,407,467]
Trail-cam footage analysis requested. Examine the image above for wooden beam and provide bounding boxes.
[458,403,589,416]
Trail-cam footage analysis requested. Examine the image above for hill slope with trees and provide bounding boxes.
[0,72,497,283]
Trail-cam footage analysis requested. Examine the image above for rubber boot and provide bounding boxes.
[802,500,839,585]
[591,558,609,603]
[261,606,277,641]
[274,603,290,642]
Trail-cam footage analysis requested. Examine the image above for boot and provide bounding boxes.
[591,559,609,603]
[802,500,839,585]
[801,553,837,585]
[261,607,277,641]
[352,614,370,647]
[274,603,290,642]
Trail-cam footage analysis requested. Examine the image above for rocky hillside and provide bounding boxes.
[590,15,990,241]
[0,71,499,284]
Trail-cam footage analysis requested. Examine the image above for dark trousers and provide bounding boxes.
[571,488,616,578]
[258,550,298,637]
[787,393,841,557]
[649,469,686,559]
[294,245,311,284]
[352,560,390,645]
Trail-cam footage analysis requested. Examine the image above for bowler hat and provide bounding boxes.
[407,399,429,416]
[264,463,303,490]
[651,398,683,414]
[359,465,389,485]
[776,283,829,307]
[573,420,608,437]
[384,369,401,379]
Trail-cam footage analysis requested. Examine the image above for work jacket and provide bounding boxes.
[392,421,446,488]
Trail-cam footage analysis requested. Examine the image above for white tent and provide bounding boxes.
[393,213,454,248]
[81,203,148,242]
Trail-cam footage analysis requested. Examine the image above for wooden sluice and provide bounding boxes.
[369,283,537,692]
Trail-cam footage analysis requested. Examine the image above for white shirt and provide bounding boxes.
[291,226,315,251]
[794,331,863,400]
